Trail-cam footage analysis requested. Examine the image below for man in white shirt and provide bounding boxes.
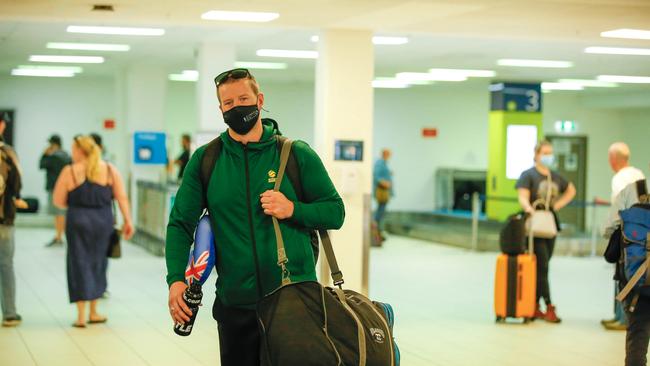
[601,142,645,331]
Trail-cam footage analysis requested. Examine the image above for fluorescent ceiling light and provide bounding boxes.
[557,79,618,88]
[497,59,573,68]
[47,42,130,52]
[234,61,287,70]
[597,75,650,84]
[541,82,584,91]
[372,79,409,89]
[256,49,317,59]
[601,29,650,40]
[17,65,83,73]
[11,69,75,77]
[372,36,409,45]
[585,46,650,56]
[67,25,165,36]
[396,72,466,82]
[169,70,199,82]
[29,55,104,63]
[428,68,496,78]
[375,77,430,86]
[311,35,408,45]
[201,10,279,22]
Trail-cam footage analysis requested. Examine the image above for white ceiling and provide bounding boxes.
[1,0,649,92]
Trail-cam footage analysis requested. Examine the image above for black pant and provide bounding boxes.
[533,237,555,305]
[212,297,260,366]
[626,296,650,366]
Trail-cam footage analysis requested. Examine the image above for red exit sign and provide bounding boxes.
[422,128,438,138]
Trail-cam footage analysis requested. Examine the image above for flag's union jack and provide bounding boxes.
[185,250,210,284]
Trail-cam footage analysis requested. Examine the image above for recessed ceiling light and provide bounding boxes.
[311,35,409,45]
[557,79,618,88]
[372,79,409,89]
[17,65,83,73]
[47,42,130,52]
[497,59,573,68]
[428,68,496,78]
[169,70,199,82]
[597,75,650,84]
[201,10,279,22]
[234,61,287,70]
[256,49,317,59]
[29,55,104,63]
[11,69,75,77]
[67,25,165,36]
[541,82,584,91]
[601,29,650,40]
[585,46,650,56]
[396,72,466,82]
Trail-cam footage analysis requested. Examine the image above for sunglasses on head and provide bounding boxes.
[213,68,251,87]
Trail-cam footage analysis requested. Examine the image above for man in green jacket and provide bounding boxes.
[165,68,345,366]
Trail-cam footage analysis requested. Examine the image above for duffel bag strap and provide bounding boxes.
[272,138,294,286]
[318,230,345,287]
[333,288,367,366]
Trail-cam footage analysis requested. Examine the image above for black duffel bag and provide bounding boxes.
[500,213,527,255]
[258,139,398,366]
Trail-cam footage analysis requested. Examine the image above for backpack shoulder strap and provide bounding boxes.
[275,136,303,201]
[200,136,223,207]
[636,179,648,201]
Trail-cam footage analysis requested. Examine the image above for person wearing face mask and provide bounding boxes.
[165,68,345,365]
[516,139,576,323]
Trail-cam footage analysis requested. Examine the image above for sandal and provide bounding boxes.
[88,317,107,324]
[72,322,86,328]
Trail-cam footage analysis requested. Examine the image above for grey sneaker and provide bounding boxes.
[2,314,22,327]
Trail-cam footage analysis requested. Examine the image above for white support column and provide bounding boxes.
[314,29,374,294]
[196,42,236,134]
[122,64,168,222]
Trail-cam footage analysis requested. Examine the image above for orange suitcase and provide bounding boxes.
[494,235,536,323]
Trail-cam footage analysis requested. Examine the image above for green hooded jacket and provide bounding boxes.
[165,120,345,308]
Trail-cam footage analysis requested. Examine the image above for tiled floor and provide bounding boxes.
[1,227,624,365]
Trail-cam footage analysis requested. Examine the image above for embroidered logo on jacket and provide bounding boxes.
[268,170,277,183]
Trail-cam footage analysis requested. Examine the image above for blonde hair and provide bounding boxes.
[74,136,102,182]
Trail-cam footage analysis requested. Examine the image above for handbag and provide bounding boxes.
[108,227,122,258]
[257,138,400,366]
[526,173,558,239]
[375,186,390,204]
[107,198,121,259]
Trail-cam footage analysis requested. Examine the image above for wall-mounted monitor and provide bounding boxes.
[334,140,364,162]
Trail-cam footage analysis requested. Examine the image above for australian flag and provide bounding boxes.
[184,215,216,285]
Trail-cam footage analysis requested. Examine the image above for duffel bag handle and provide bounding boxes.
[273,138,345,288]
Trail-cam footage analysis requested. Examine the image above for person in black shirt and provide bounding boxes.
[168,134,191,181]
[516,140,576,323]
[40,135,71,247]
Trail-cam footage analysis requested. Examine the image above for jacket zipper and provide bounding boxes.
[244,146,264,299]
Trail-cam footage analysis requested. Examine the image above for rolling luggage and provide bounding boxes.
[494,233,536,323]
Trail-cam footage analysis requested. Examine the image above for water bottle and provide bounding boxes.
[173,282,203,336]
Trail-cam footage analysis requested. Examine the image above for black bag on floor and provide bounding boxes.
[257,139,398,366]
[500,213,527,255]
[17,197,39,213]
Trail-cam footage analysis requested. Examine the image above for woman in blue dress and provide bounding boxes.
[53,136,133,327]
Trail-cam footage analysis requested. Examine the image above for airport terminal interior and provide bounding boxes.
[1,0,650,365]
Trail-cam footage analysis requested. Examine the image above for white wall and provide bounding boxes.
[0,76,116,207]
[3,74,649,223]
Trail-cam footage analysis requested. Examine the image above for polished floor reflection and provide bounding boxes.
[0,227,623,365]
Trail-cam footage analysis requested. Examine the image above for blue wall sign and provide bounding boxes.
[490,83,542,112]
[133,131,167,165]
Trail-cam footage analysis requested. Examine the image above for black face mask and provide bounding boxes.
[222,103,260,135]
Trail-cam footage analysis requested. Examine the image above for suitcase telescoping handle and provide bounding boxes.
[271,138,345,288]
